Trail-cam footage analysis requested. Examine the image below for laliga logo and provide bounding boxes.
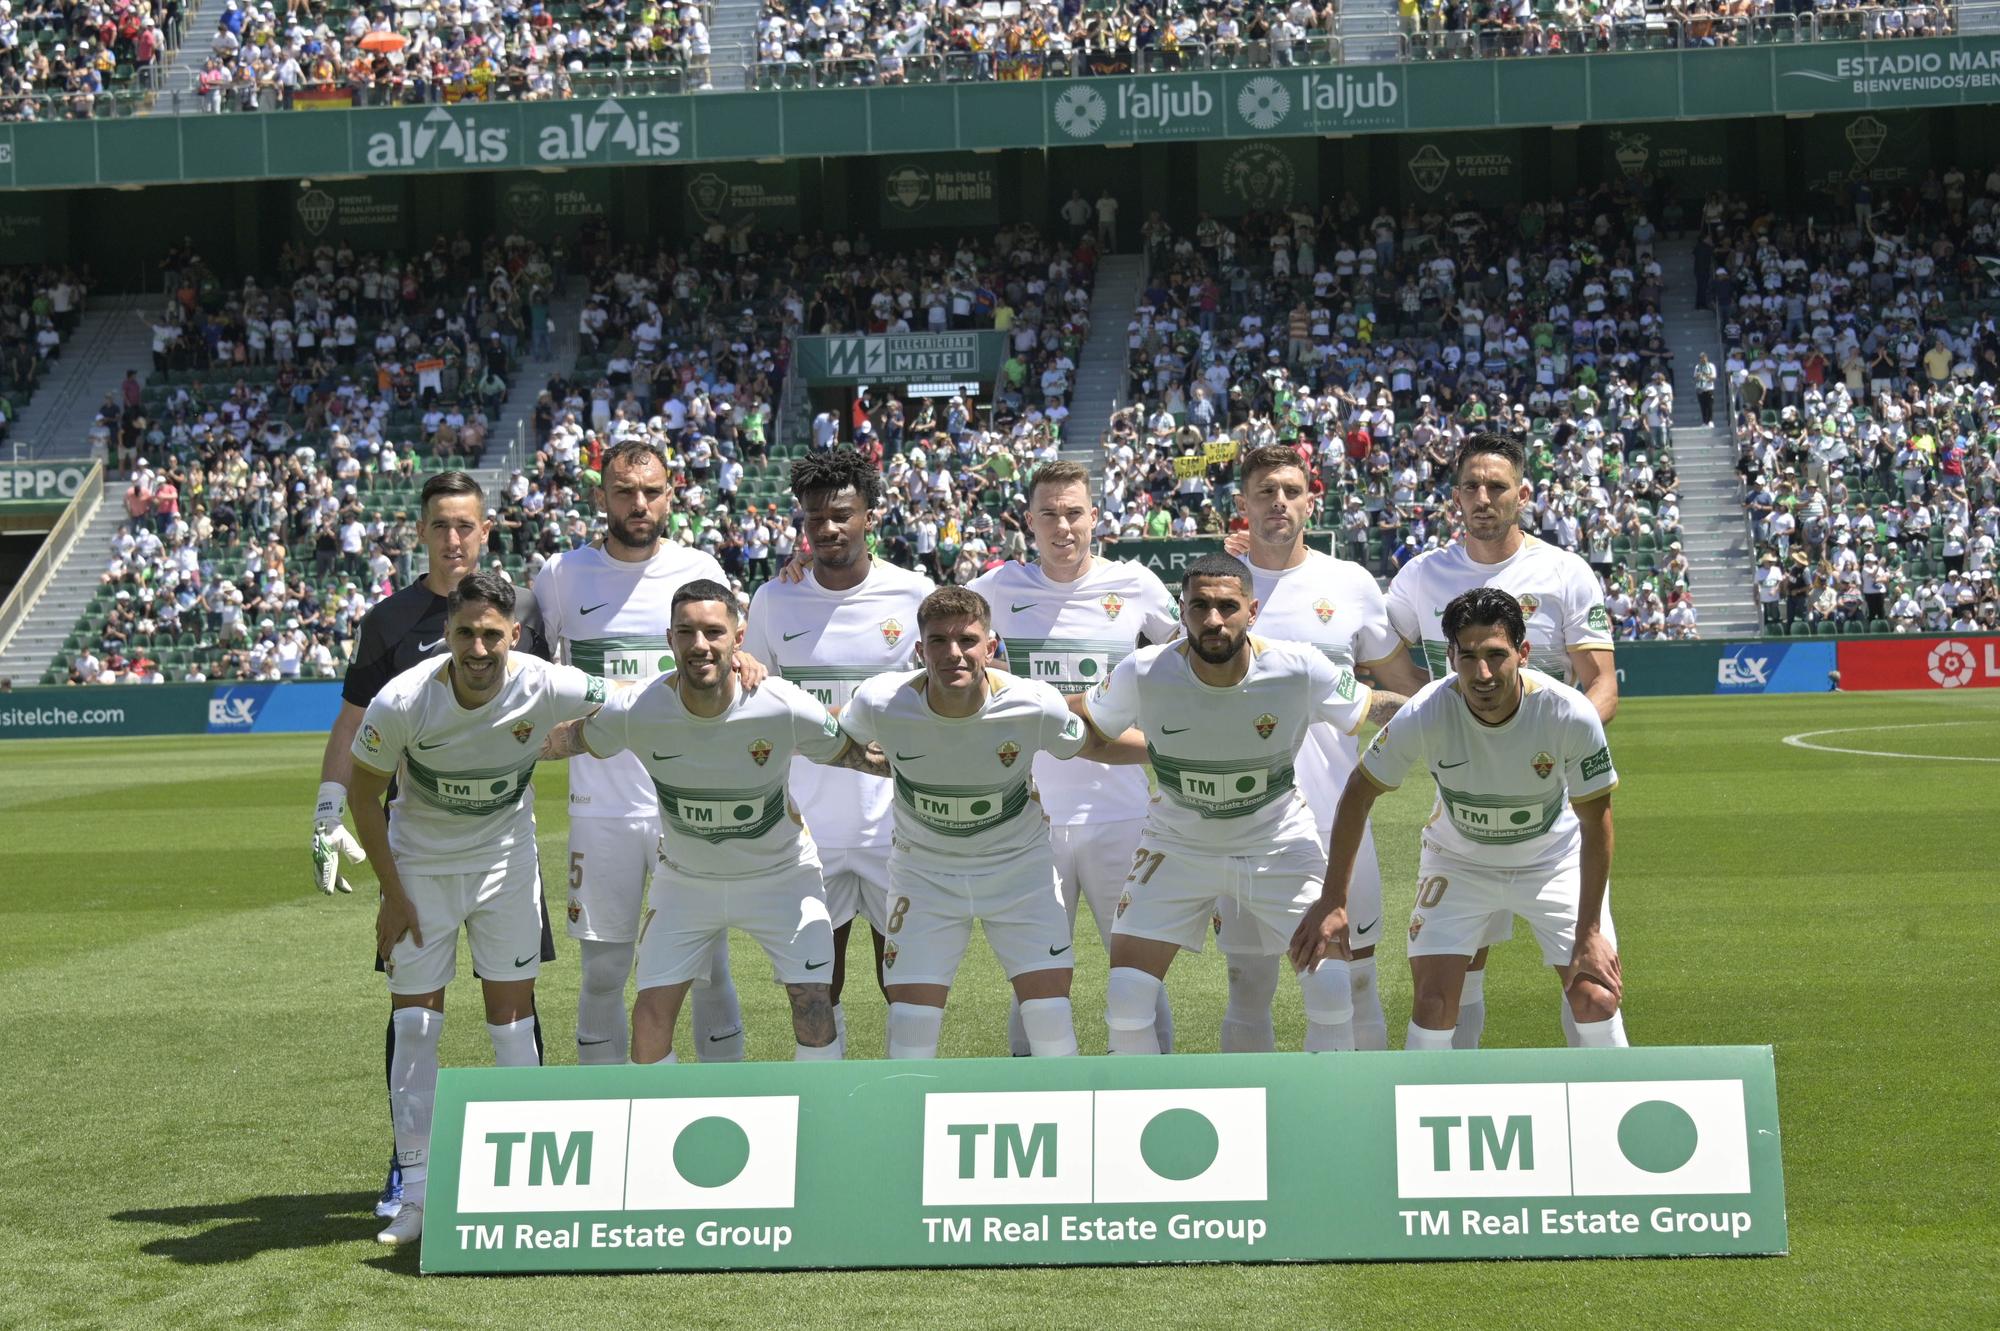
[921,1089,1266,1205]
[1926,639,1977,688]
[365,107,510,168]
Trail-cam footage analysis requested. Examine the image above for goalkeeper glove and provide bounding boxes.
[313,780,366,895]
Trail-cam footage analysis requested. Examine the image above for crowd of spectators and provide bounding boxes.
[0,263,86,442]
[1094,186,1696,638]
[1715,174,2000,634]
[0,0,178,121]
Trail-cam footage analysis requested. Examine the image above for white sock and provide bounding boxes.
[576,938,633,1065]
[833,1002,847,1048]
[887,1002,944,1059]
[487,1016,541,1068]
[647,1049,678,1065]
[1006,996,1031,1058]
[1405,1021,1455,1052]
[389,1007,442,1201]
[1564,1000,1631,1047]
[794,1039,843,1061]
[1220,953,1279,1053]
[1153,983,1176,1055]
[693,939,745,1062]
[1105,968,1163,1055]
[1571,1015,1620,1048]
[1349,956,1388,1051]
[1453,970,1487,1050]
[1299,958,1356,1052]
[1018,996,1078,1057]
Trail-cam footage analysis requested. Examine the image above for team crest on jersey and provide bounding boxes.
[1101,593,1126,619]
[1116,890,1131,919]
[997,740,1021,768]
[511,720,535,745]
[1312,598,1335,624]
[749,738,773,766]
[1409,916,1425,943]
[1532,750,1555,779]
[1517,592,1541,617]
[1254,713,1278,740]
[567,898,581,924]
[883,940,899,970]
[881,618,904,647]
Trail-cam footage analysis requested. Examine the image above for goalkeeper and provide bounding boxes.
[312,472,548,1220]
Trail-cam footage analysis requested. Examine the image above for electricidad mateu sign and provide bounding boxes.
[421,1048,1787,1273]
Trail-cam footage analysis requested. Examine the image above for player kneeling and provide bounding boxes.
[1291,588,1624,1049]
[840,587,1148,1059]
[347,571,608,1246]
[546,580,890,1065]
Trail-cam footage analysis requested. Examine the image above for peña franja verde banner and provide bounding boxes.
[420,1047,1788,1273]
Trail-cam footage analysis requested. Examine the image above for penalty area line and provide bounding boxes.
[1781,721,2000,763]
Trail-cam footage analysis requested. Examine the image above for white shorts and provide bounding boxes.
[634,858,835,990]
[1475,875,1619,950]
[1216,825,1382,956]
[1114,835,1327,957]
[1409,839,1610,967]
[881,848,1072,988]
[1051,818,1147,945]
[565,815,659,944]
[821,843,894,933]
[385,856,543,996]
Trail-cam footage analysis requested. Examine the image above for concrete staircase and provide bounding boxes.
[8,295,154,463]
[153,0,216,111]
[705,0,760,91]
[0,491,124,684]
[1656,237,1760,637]
[1335,0,1405,63]
[1063,254,1142,471]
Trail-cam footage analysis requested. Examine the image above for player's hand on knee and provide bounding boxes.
[1288,899,1350,973]
[376,894,423,962]
[1566,929,1621,1005]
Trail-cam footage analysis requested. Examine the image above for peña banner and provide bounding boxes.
[420,1047,1788,1274]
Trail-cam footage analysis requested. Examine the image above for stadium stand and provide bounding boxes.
[0,264,87,443]
[0,0,178,119]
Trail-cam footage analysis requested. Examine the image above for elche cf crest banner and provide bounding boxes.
[422,1048,1787,1273]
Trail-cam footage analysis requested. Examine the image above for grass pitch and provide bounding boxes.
[1,691,1996,1329]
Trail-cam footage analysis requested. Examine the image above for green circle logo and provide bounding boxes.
[673,1115,751,1188]
[733,804,756,820]
[1235,776,1258,793]
[1079,658,1100,677]
[969,799,993,816]
[1139,1108,1219,1181]
[1510,810,1533,825]
[490,780,510,794]
[1617,1099,1699,1174]
[658,655,674,671]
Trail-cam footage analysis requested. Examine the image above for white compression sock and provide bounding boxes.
[1018,997,1079,1057]
[1299,959,1356,1052]
[794,1040,842,1061]
[575,938,634,1065]
[1349,956,1388,1051]
[1006,996,1031,1058]
[1563,1001,1631,1048]
[487,1016,542,1068]
[693,939,745,1063]
[646,1049,678,1065]
[833,1003,847,1048]
[887,1003,944,1060]
[1453,970,1487,1050]
[1405,1022,1456,1052]
[389,1007,443,1204]
[1220,954,1279,1053]
[1570,1015,1620,1048]
[1105,968,1163,1055]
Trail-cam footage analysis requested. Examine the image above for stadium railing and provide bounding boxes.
[0,460,102,662]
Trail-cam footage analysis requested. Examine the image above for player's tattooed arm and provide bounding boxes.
[821,737,891,777]
[1365,689,1407,728]
[541,717,591,760]
[786,982,837,1048]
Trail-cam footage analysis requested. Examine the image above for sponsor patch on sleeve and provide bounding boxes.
[1586,604,1611,632]
[1580,745,1612,781]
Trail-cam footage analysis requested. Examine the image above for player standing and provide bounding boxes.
[347,571,606,1245]
[547,580,894,1062]
[1077,554,1404,1054]
[530,439,755,1066]
[1218,445,1427,1053]
[311,470,551,1220]
[744,448,932,1052]
[839,587,1146,1060]
[967,460,1179,1055]
[1291,589,1623,1050]
[1386,432,1627,1048]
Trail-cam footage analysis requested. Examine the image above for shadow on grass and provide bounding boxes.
[112,1192,387,1264]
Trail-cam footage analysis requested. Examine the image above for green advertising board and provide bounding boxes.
[4,38,2000,191]
[420,1047,1787,1274]
[1799,110,1931,200]
[289,177,407,248]
[679,160,805,233]
[496,169,613,240]
[877,152,1000,229]
[794,331,1007,386]
[1197,137,1319,217]
[0,462,94,509]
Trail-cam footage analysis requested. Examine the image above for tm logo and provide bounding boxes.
[207,689,261,728]
[921,1089,1266,1205]
[1395,1080,1752,1199]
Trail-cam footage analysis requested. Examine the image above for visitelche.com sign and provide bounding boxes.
[421,1047,1788,1273]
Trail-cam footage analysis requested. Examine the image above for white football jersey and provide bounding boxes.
[535,542,728,820]
[840,669,1086,872]
[1386,536,1612,685]
[1080,637,1372,856]
[351,653,604,875]
[583,675,850,881]
[1248,549,1403,832]
[1361,668,1617,868]
[742,559,933,849]
[968,557,1178,826]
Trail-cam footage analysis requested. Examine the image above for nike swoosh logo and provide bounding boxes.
[708,1029,742,1043]
[1438,759,1469,769]
[513,954,534,967]
[1160,725,1190,735]
[1354,916,1381,936]
[804,959,830,971]
[651,753,683,762]
[895,752,925,761]
[415,739,448,750]
[580,603,610,615]
[1010,602,1039,613]
[417,638,446,652]
[1048,944,1072,956]
[783,630,811,641]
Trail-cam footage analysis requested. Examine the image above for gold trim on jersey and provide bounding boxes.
[1358,764,1399,792]
[1570,644,1616,653]
[1571,780,1618,807]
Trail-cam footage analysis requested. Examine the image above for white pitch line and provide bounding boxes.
[1781,722,2000,763]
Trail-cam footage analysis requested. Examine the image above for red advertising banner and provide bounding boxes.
[1835,634,2000,691]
